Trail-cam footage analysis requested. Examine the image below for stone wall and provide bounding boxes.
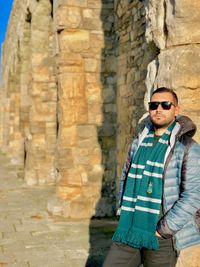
[1,0,56,184]
[0,0,118,219]
[1,0,200,225]
[145,0,200,143]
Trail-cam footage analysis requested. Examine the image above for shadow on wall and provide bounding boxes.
[85,0,160,266]
[85,0,118,266]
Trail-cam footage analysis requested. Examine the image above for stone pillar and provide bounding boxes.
[24,0,57,185]
[145,0,200,265]
[1,41,24,169]
[18,15,32,179]
[48,0,117,218]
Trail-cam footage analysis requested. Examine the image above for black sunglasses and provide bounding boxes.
[148,101,176,110]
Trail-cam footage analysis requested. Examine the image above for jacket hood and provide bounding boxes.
[176,115,197,137]
[138,114,197,138]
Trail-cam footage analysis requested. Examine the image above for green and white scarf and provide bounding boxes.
[112,122,175,250]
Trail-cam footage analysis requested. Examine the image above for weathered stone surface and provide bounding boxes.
[176,244,200,267]
[166,0,200,46]
[145,0,166,49]
[56,6,82,29]
[155,45,200,88]
[59,29,90,52]
[151,45,200,142]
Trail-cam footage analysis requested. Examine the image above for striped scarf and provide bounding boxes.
[112,122,175,250]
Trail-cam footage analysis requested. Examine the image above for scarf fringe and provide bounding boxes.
[112,227,159,250]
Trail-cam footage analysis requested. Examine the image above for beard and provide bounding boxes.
[150,115,175,130]
[153,122,169,129]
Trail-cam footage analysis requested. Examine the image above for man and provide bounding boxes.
[103,87,200,267]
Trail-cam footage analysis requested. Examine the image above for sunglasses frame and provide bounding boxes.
[148,101,176,111]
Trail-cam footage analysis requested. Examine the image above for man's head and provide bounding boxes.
[148,87,180,132]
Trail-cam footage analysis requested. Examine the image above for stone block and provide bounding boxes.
[81,184,101,199]
[69,198,96,219]
[104,55,117,73]
[84,58,99,73]
[31,83,48,97]
[77,125,97,139]
[103,86,116,103]
[56,184,82,200]
[89,150,102,166]
[86,83,101,100]
[57,52,83,73]
[166,0,200,46]
[59,98,88,125]
[156,46,200,90]
[58,168,83,186]
[58,126,78,147]
[73,148,90,166]
[30,101,56,122]
[87,0,102,9]
[89,32,104,49]
[59,72,85,99]
[56,6,82,29]
[83,18,103,31]
[31,53,48,67]
[59,30,90,53]
[88,113,103,125]
[32,66,50,82]
[30,133,46,148]
[57,149,74,169]
[30,121,46,134]
[83,9,101,19]
[86,73,101,84]
[31,29,50,52]
[56,0,87,8]
[152,45,200,143]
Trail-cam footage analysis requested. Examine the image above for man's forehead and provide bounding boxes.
[150,92,174,100]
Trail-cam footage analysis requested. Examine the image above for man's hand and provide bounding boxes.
[155,231,161,237]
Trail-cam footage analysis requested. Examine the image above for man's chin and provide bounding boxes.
[154,123,166,129]
[151,119,167,129]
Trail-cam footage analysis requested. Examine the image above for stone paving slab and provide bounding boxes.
[0,152,116,267]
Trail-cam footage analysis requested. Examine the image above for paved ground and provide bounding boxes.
[0,152,116,267]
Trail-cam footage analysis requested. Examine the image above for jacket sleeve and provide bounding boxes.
[157,142,200,238]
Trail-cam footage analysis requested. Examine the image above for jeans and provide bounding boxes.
[102,237,177,267]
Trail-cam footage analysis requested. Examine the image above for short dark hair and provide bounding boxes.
[151,87,178,105]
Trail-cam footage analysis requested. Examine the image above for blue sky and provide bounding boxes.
[0,0,14,63]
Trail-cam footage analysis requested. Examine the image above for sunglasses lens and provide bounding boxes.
[148,102,159,110]
[161,102,171,110]
[148,101,173,110]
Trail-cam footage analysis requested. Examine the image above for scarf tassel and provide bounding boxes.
[112,227,159,250]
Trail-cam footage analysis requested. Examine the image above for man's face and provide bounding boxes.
[149,92,179,129]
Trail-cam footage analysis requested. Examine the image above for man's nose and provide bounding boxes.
[156,103,163,110]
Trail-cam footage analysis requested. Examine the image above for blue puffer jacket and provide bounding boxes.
[118,115,200,251]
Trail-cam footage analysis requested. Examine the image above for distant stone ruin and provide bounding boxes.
[1,0,200,220]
